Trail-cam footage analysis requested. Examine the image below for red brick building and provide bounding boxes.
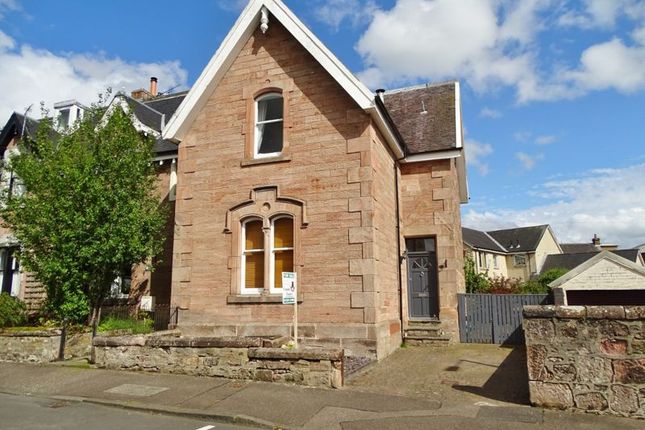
[162,0,469,359]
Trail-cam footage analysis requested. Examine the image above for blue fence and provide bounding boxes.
[458,293,551,344]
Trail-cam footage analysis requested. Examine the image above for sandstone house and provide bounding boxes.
[162,0,468,359]
[0,0,469,360]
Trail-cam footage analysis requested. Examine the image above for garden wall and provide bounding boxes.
[93,333,344,388]
[524,305,645,418]
[0,329,92,363]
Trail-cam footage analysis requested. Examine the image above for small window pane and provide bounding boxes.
[245,220,263,250]
[406,237,436,253]
[273,218,293,248]
[274,250,293,289]
[259,96,283,121]
[257,122,283,154]
[245,252,264,289]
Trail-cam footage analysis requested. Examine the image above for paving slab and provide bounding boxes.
[208,381,441,427]
[347,344,529,407]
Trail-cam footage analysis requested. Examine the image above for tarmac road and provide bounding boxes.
[0,393,255,430]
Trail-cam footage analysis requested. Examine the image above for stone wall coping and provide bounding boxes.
[0,329,62,337]
[523,305,645,320]
[93,334,291,349]
[248,347,344,361]
[93,335,147,347]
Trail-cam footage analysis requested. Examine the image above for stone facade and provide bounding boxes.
[399,159,465,337]
[524,305,645,418]
[170,20,465,359]
[0,329,92,363]
[93,333,343,388]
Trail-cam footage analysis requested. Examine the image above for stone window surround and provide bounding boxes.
[241,80,294,167]
[225,186,307,302]
[240,215,294,295]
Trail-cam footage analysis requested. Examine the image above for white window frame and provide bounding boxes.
[254,92,284,159]
[269,215,294,294]
[493,254,499,269]
[513,254,527,267]
[241,218,264,295]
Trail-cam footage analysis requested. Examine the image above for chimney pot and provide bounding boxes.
[376,88,386,101]
[150,77,158,97]
[592,234,601,246]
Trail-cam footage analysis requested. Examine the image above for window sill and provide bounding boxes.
[241,154,291,167]
[227,294,303,304]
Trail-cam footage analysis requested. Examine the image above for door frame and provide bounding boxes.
[405,236,440,321]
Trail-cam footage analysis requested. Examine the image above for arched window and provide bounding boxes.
[255,92,283,157]
[241,218,265,293]
[270,216,294,293]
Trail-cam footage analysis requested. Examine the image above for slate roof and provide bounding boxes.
[116,91,186,155]
[383,82,458,154]
[541,249,642,273]
[0,112,41,156]
[144,91,188,118]
[561,243,599,253]
[487,225,550,253]
[462,227,507,253]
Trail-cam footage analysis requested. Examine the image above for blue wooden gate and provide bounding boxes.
[458,294,551,344]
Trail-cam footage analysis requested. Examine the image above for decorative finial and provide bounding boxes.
[260,6,269,34]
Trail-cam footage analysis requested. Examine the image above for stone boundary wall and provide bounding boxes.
[0,329,92,363]
[523,305,645,418]
[93,333,344,388]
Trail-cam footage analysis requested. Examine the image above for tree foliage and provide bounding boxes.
[0,98,166,326]
[464,257,490,293]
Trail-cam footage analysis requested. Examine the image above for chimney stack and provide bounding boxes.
[592,234,601,246]
[150,77,158,97]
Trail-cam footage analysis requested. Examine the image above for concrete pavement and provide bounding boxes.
[0,348,642,429]
[0,392,254,430]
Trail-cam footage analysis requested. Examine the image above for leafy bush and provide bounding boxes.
[97,316,153,334]
[464,257,490,293]
[519,279,548,294]
[488,276,523,294]
[0,293,28,327]
[538,268,569,287]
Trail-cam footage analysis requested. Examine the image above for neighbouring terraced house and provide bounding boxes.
[0,0,470,360]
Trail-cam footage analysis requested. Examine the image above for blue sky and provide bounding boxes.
[0,0,644,246]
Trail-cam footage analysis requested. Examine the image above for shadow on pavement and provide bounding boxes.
[451,346,529,405]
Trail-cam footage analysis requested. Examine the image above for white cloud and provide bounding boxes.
[557,0,645,29]
[216,0,247,12]
[561,38,645,94]
[355,0,645,102]
[465,138,493,176]
[314,0,378,30]
[516,152,544,170]
[0,0,20,19]
[479,107,503,118]
[0,33,188,123]
[513,131,532,142]
[463,163,645,247]
[535,134,557,145]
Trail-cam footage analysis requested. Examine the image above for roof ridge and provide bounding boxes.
[122,94,164,117]
[145,91,189,102]
[483,231,508,253]
[385,80,458,95]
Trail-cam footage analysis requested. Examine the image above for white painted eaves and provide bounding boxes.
[163,0,375,143]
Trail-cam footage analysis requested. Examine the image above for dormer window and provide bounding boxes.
[255,92,283,157]
[57,109,71,130]
[54,100,86,132]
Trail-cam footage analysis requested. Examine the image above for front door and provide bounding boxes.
[406,237,439,319]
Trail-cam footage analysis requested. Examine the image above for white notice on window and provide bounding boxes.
[281,272,296,305]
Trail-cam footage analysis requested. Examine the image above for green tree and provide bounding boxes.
[464,257,490,293]
[0,98,166,335]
